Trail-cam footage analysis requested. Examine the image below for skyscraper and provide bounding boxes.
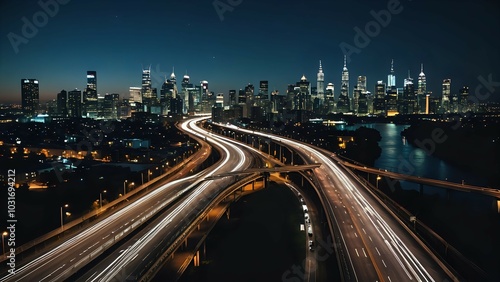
[354,76,367,114]
[441,79,451,113]
[67,89,82,118]
[103,93,120,119]
[402,71,415,114]
[316,60,325,108]
[21,79,39,116]
[459,86,470,113]
[297,75,310,111]
[387,59,396,88]
[57,89,67,117]
[83,71,98,119]
[181,73,192,113]
[325,83,335,114]
[337,56,350,113]
[141,66,155,112]
[374,81,386,116]
[259,81,269,100]
[417,64,426,113]
[229,90,237,106]
[160,69,179,115]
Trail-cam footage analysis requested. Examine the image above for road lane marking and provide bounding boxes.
[362,228,366,234]
[355,249,359,257]
[362,248,367,257]
[375,247,381,256]
[354,232,358,238]
[387,276,392,282]
[369,236,373,242]
[38,264,66,282]
[382,260,387,268]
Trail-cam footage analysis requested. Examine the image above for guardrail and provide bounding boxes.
[0,135,210,264]
[140,173,262,281]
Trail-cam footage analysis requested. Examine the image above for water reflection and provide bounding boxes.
[339,123,486,186]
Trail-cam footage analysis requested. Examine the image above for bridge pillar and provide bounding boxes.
[252,181,255,190]
[497,200,500,214]
[419,183,424,196]
[184,238,188,249]
[226,207,230,219]
[446,189,452,202]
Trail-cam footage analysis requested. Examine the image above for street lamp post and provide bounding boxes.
[376,175,382,189]
[2,231,7,256]
[60,204,68,231]
[100,190,107,209]
[123,180,128,196]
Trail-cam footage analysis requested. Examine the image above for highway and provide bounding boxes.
[74,117,258,281]
[216,123,454,282]
[0,117,253,282]
[341,161,500,198]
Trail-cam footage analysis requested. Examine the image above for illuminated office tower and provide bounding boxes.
[199,80,210,113]
[402,71,415,114]
[21,79,39,116]
[84,71,98,119]
[324,82,335,114]
[103,93,119,119]
[67,89,82,118]
[337,56,350,113]
[141,66,156,112]
[316,60,325,108]
[259,81,269,101]
[238,89,246,104]
[459,86,470,113]
[374,81,386,116]
[353,76,366,114]
[160,69,179,114]
[229,90,237,106]
[441,79,451,113]
[417,64,426,113]
[181,73,191,113]
[387,59,396,88]
[297,75,310,111]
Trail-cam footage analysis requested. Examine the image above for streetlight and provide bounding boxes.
[123,180,128,196]
[60,204,69,231]
[100,190,107,209]
[376,175,382,189]
[2,231,7,256]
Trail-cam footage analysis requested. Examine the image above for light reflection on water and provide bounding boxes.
[338,123,486,186]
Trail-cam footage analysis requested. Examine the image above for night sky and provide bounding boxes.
[1,0,499,103]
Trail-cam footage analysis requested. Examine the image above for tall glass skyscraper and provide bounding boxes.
[441,78,452,113]
[337,56,350,113]
[387,59,396,88]
[84,71,98,118]
[141,66,155,111]
[21,79,39,117]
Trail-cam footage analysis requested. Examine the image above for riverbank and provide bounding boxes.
[401,120,500,187]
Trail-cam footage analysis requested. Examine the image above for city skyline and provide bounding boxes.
[1,0,499,103]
